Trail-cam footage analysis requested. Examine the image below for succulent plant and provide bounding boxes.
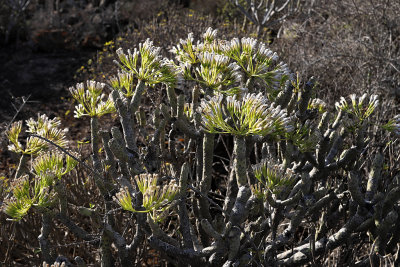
[199,92,293,136]
[115,173,179,221]
[252,160,294,194]
[383,114,400,136]
[3,152,77,221]
[335,93,379,122]
[115,39,178,87]
[69,80,115,118]
[2,27,400,267]
[7,114,68,155]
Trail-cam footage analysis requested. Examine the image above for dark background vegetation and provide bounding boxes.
[0,0,399,265]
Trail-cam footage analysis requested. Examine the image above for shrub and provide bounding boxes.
[2,27,400,266]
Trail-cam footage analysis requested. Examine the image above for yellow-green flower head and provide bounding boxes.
[383,114,400,136]
[109,71,135,97]
[194,51,242,90]
[32,151,77,179]
[222,37,291,91]
[335,93,379,121]
[202,27,218,44]
[250,183,266,201]
[6,121,23,153]
[3,175,32,220]
[287,123,322,153]
[252,160,294,194]
[170,33,197,65]
[241,37,258,54]
[199,92,293,136]
[7,114,68,155]
[115,173,179,221]
[69,80,115,118]
[161,58,184,89]
[136,173,179,211]
[3,168,60,220]
[26,114,61,132]
[309,98,327,113]
[116,40,178,87]
[114,187,135,212]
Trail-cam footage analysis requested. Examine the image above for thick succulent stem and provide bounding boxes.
[375,210,398,255]
[365,153,384,202]
[199,133,214,221]
[297,79,314,121]
[148,235,205,266]
[276,208,369,265]
[234,136,248,187]
[91,117,100,159]
[100,130,117,181]
[178,163,194,249]
[223,168,238,216]
[103,223,131,266]
[112,90,138,153]
[90,117,107,195]
[91,117,114,266]
[39,212,54,264]
[130,80,146,115]
[166,85,178,115]
[100,232,114,267]
[55,212,100,243]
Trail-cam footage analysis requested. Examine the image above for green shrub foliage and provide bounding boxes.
[2,28,400,266]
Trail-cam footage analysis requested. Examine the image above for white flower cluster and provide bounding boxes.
[69,80,115,118]
[7,114,68,155]
[116,47,139,71]
[196,51,242,89]
[202,27,218,43]
[161,58,184,88]
[256,43,279,62]
[199,93,293,136]
[198,51,229,68]
[26,114,62,133]
[221,38,241,58]
[391,115,400,135]
[241,37,258,54]
[384,114,400,136]
[307,98,327,113]
[335,93,379,121]
[170,33,197,64]
[273,62,292,81]
[109,71,135,97]
[221,36,291,91]
[169,28,292,94]
[115,173,179,221]
[116,40,177,86]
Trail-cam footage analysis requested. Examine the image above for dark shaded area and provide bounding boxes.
[0,0,194,124]
[0,46,92,122]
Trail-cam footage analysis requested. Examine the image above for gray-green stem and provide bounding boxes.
[234,136,248,187]
[199,132,214,225]
[39,212,54,264]
[130,80,146,115]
